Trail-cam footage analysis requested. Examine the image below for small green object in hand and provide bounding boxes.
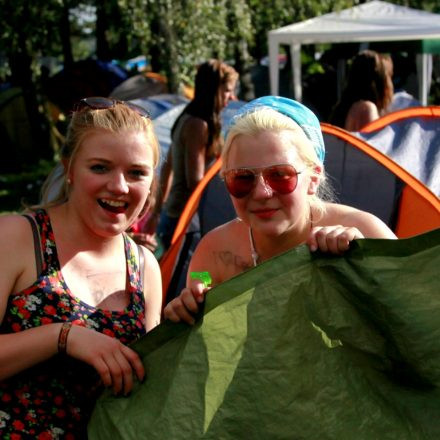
[190,271,212,288]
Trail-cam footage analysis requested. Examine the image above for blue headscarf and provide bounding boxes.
[226,96,325,163]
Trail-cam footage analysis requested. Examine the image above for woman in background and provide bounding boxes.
[143,59,238,251]
[330,50,394,131]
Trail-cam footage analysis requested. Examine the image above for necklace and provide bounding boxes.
[249,227,259,267]
[248,209,314,267]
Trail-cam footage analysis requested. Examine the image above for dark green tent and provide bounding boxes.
[89,229,440,439]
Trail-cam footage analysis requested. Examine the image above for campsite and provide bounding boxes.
[2,1,440,213]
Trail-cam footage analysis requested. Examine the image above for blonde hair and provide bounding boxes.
[222,107,333,218]
[34,103,160,212]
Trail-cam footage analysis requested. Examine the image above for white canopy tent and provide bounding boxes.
[268,1,440,105]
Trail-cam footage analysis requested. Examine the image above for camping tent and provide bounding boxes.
[90,230,440,440]
[110,73,168,101]
[268,1,440,104]
[357,106,440,195]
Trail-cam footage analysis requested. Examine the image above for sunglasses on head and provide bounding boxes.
[73,97,151,119]
[223,163,304,199]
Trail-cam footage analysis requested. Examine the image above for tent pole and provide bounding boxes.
[269,37,279,95]
[290,43,302,102]
[416,53,432,106]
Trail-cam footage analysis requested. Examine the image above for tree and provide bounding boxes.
[118,0,254,93]
[0,0,437,171]
[0,0,67,166]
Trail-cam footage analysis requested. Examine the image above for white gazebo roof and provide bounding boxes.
[268,1,440,104]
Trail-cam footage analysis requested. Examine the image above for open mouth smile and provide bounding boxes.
[98,198,128,214]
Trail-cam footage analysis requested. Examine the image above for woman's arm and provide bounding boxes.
[1,309,146,397]
[0,324,63,380]
[140,245,163,331]
[163,227,225,325]
[0,215,66,379]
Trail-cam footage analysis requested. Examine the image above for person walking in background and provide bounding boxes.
[386,53,421,112]
[141,59,238,252]
[163,96,396,324]
[0,98,163,438]
[329,50,394,131]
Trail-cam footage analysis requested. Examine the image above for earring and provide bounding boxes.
[66,177,72,185]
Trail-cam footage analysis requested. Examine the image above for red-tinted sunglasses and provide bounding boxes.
[223,164,304,198]
[73,97,151,119]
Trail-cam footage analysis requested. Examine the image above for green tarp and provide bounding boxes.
[89,228,440,439]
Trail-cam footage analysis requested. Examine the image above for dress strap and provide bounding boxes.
[32,209,60,272]
[137,244,145,290]
[123,234,144,293]
[22,214,43,275]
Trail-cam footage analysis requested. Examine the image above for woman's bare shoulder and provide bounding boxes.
[0,213,36,296]
[182,116,209,147]
[345,100,379,131]
[0,214,35,262]
[183,115,208,133]
[197,218,243,249]
[321,203,397,239]
[140,245,161,272]
[189,219,251,284]
[137,244,162,328]
[0,213,34,242]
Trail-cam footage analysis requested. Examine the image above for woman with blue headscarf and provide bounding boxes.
[164,96,396,323]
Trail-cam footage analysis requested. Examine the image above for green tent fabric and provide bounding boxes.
[89,228,440,439]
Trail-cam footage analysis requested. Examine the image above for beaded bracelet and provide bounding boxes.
[58,322,72,354]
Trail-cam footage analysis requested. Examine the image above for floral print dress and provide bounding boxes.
[0,210,147,440]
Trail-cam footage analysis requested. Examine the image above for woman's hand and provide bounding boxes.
[307,225,364,254]
[67,325,145,396]
[163,280,208,325]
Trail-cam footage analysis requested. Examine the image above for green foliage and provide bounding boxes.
[116,0,253,91]
[0,0,436,85]
[246,0,356,59]
[117,0,153,54]
[0,0,65,60]
[0,159,56,213]
[1,0,434,92]
[79,0,246,90]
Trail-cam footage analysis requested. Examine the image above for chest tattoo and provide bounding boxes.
[85,271,126,303]
[214,251,252,271]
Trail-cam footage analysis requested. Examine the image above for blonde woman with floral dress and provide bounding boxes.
[0,98,162,438]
